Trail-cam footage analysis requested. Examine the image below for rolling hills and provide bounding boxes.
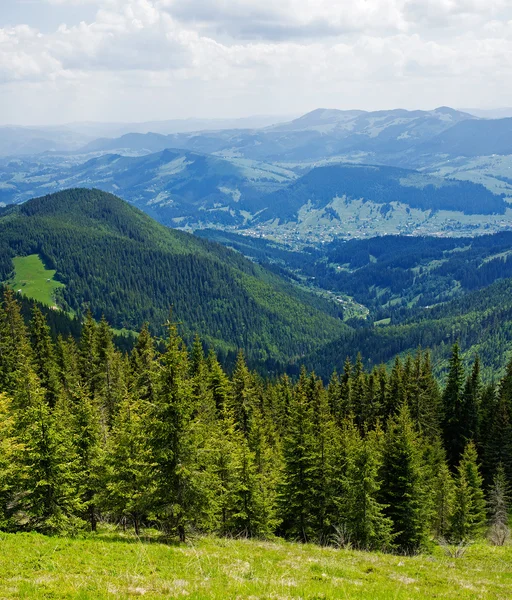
[0,188,347,364]
[1,153,507,241]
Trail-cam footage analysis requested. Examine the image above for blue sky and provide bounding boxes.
[1,0,511,125]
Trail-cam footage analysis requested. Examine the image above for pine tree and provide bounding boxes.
[451,442,487,542]
[380,404,430,553]
[0,393,24,530]
[151,318,197,542]
[487,464,510,546]
[308,373,339,542]
[17,377,82,534]
[130,323,157,405]
[30,307,61,407]
[341,426,393,550]
[230,350,255,437]
[460,356,481,446]
[442,343,466,468]
[278,371,316,542]
[431,458,455,539]
[102,393,156,535]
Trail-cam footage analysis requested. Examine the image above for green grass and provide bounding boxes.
[0,532,511,599]
[7,255,65,307]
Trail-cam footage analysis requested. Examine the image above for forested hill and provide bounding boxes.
[252,164,506,223]
[0,189,347,364]
[302,276,512,381]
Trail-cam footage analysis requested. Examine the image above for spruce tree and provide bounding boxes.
[279,370,316,542]
[102,393,156,535]
[460,356,482,446]
[380,404,430,553]
[442,343,466,468]
[0,393,24,530]
[308,373,338,542]
[151,318,197,541]
[451,442,486,541]
[487,464,510,546]
[17,377,82,534]
[431,459,455,539]
[230,350,255,437]
[341,426,393,550]
[130,323,157,406]
[29,307,61,407]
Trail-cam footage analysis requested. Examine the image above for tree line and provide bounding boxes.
[0,289,510,553]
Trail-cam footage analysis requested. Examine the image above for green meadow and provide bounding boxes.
[0,532,511,599]
[7,255,65,307]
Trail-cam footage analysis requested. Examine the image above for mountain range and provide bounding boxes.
[2,106,512,244]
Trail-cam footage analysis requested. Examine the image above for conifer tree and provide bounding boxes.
[0,393,24,530]
[206,349,231,414]
[460,356,482,445]
[151,318,197,542]
[95,317,125,423]
[431,458,455,539]
[17,378,82,533]
[279,370,316,542]
[407,350,441,439]
[351,354,366,431]
[230,350,255,437]
[442,343,466,468]
[385,356,404,421]
[68,385,103,531]
[341,425,393,550]
[380,404,430,553]
[247,404,282,536]
[102,393,156,535]
[308,373,339,541]
[0,290,34,399]
[487,464,510,546]
[484,394,512,485]
[79,310,98,396]
[130,323,157,406]
[451,442,486,541]
[29,307,61,407]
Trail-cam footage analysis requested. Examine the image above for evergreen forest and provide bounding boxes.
[1,289,510,555]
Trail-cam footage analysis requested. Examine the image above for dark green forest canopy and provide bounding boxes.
[0,292,509,554]
[0,189,347,364]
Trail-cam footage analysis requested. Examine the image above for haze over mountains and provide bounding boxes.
[2,106,512,243]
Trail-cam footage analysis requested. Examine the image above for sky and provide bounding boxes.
[1,0,511,125]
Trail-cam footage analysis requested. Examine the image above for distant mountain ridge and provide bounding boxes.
[78,106,475,162]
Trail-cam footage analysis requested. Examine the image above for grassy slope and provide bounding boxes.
[0,532,510,599]
[8,255,65,306]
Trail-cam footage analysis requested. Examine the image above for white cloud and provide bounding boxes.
[1,0,511,124]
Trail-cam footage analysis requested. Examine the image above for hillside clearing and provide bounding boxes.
[7,254,64,307]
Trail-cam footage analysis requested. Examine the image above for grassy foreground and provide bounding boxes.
[0,532,511,599]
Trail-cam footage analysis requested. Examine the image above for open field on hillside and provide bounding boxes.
[7,255,64,307]
[0,532,511,599]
